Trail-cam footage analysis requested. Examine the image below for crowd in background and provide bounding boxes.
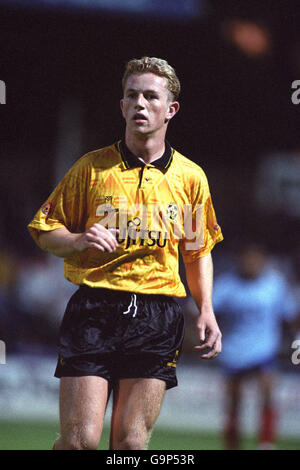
[1,0,300,366]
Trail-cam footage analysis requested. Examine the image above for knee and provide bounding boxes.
[55,426,100,450]
[114,429,150,450]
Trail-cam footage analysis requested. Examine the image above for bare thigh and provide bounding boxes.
[55,376,109,450]
[110,378,166,450]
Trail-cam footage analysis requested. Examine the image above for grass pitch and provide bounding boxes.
[0,421,299,450]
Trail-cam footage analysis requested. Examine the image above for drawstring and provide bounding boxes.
[123,293,138,317]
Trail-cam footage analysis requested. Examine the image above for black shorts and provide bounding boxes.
[54,286,185,390]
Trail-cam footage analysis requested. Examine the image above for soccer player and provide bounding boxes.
[213,243,298,449]
[27,57,223,450]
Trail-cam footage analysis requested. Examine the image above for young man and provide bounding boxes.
[212,243,298,449]
[28,57,223,450]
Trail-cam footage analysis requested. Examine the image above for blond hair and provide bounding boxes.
[122,56,181,101]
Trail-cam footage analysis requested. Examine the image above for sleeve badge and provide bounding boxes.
[41,202,51,215]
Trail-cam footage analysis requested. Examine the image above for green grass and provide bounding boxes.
[0,421,299,450]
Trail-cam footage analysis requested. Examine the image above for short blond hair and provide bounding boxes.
[122,56,181,101]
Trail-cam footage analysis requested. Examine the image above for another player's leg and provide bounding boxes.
[257,370,277,449]
[53,376,109,450]
[223,375,242,450]
[109,377,166,450]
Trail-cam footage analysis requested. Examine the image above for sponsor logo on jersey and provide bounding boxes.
[117,217,168,249]
[96,198,205,250]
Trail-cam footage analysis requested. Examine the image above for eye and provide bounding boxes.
[147,94,157,100]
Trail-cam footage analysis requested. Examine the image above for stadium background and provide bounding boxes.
[0,0,300,450]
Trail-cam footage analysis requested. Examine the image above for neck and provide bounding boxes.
[125,131,166,164]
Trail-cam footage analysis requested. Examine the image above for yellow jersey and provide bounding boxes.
[28,141,223,297]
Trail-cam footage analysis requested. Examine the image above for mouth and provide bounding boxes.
[133,113,147,122]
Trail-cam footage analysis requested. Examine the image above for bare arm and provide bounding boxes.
[39,224,119,258]
[185,252,222,359]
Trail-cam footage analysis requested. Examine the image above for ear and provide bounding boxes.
[120,99,125,118]
[165,101,180,122]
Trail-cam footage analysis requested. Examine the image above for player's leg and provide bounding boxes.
[53,376,109,450]
[257,370,277,449]
[109,378,166,450]
[107,292,183,450]
[223,374,243,450]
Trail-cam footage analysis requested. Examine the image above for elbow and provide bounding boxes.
[38,231,49,251]
[38,231,63,258]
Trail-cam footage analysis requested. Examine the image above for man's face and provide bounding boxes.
[120,73,179,137]
[238,248,266,279]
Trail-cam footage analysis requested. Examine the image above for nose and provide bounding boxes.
[135,93,145,109]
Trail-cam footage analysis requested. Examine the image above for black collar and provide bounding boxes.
[116,140,173,171]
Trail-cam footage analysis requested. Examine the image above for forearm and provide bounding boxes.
[185,253,221,358]
[38,227,81,258]
[38,223,119,258]
[185,252,214,312]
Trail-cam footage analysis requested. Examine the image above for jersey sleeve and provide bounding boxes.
[27,157,89,249]
[179,167,223,264]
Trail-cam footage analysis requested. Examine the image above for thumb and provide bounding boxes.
[198,324,206,342]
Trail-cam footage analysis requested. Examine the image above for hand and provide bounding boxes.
[194,309,222,359]
[73,223,119,253]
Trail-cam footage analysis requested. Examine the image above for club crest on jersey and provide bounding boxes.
[166,203,178,222]
[41,202,51,215]
[100,195,118,213]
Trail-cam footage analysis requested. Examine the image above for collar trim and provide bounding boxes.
[115,140,173,171]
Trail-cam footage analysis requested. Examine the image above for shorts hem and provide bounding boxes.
[54,368,177,390]
[117,375,178,390]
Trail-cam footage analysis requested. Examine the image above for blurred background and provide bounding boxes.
[0,0,300,450]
